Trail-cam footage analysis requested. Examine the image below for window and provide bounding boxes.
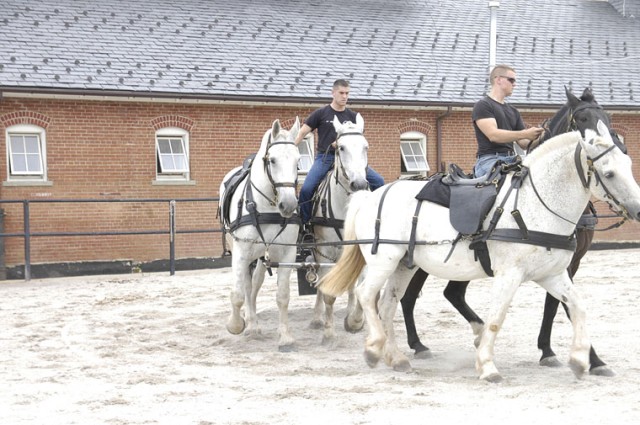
[155,127,190,181]
[298,133,314,174]
[6,124,48,182]
[400,132,429,176]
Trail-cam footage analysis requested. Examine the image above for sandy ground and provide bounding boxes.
[1,248,639,425]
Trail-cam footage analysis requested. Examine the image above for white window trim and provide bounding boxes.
[155,127,191,183]
[298,133,314,175]
[400,131,429,177]
[5,124,49,183]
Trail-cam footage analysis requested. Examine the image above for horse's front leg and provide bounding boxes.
[321,292,338,347]
[344,272,366,333]
[244,260,266,338]
[538,273,591,379]
[380,266,414,372]
[310,289,325,330]
[226,255,252,335]
[476,274,522,382]
[357,268,392,368]
[275,266,296,352]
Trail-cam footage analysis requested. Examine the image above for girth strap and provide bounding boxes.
[371,181,400,255]
[487,228,577,251]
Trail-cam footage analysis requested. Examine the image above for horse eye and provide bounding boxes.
[604,171,614,179]
[339,145,345,151]
[270,158,276,165]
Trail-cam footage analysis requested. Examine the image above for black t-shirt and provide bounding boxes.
[304,105,357,153]
[472,96,525,157]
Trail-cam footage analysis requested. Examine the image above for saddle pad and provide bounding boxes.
[414,176,450,208]
[221,154,256,227]
[449,185,497,234]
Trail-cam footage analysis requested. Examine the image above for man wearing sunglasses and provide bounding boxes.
[472,64,544,177]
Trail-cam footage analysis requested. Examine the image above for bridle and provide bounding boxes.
[527,136,629,225]
[334,131,368,191]
[250,133,298,206]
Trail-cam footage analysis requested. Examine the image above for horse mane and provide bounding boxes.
[522,130,582,167]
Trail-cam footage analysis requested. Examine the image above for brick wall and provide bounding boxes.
[0,97,638,269]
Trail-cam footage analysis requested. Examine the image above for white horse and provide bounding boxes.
[218,117,301,351]
[306,113,369,345]
[320,121,640,382]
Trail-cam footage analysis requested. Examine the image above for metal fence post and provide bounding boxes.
[169,200,176,276]
[23,200,31,281]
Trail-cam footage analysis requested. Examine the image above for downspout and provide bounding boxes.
[436,106,452,173]
[488,1,500,72]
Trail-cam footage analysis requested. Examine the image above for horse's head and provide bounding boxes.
[580,120,640,221]
[332,113,369,192]
[259,117,301,217]
[565,87,612,138]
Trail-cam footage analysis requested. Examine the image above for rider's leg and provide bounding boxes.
[299,153,335,224]
[366,166,385,191]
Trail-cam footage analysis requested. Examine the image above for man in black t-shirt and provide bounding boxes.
[473,64,544,177]
[295,79,384,224]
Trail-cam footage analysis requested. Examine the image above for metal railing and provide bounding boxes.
[0,197,221,281]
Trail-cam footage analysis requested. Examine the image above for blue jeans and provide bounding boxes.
[474,153,518,177]
[299,152,384,224]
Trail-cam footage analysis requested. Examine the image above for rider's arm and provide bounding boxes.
[476,117,544,148]
[294,124,313,145]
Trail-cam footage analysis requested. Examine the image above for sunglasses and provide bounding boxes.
[500,76,516,84]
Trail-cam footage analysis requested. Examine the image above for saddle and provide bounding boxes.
[416,162,509,235]
[220,154,256,228]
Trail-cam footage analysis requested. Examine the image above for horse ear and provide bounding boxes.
[271,119,282,139]
[566,86,580,109]
[291,116,301,139]
[332,115,342,132]
[597,120,610,139]
[355,113,365,132]
[581,87,595,103]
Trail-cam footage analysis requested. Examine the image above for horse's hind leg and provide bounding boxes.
[400,268,431,358]
[537,292,562,367]
[443,281,485,347]
[344,274,365,333]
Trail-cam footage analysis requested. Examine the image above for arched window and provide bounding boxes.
[155,127,191,182]
[400,131,429,176]
[6,124,48,183]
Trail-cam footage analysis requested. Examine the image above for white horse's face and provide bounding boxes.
[263,117,301,217]
[333,113,369,192]
[582,120,640,220]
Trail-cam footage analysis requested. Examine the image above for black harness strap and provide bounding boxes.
[487,228,577,251]
[371,181,399,255]
[403,199,424,268]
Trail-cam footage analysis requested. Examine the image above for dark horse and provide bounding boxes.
[400,87,624,376]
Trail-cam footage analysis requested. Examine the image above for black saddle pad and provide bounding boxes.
[221,154,256,226]
[415,176,450,208]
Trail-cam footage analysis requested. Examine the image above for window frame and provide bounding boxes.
[297,133,314,175]
[155,127,190,182]
[400,131,429,177]
[6,124,48,182]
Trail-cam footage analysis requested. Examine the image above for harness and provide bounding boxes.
[370,137,624,277]
[223,135,301,247]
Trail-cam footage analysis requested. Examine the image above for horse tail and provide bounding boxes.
[318,191,369,297]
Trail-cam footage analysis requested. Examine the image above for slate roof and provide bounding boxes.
[1,0,639,109]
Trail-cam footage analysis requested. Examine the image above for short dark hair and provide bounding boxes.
[333,79,350,89]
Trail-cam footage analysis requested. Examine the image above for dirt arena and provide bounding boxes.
[1,248,639,425]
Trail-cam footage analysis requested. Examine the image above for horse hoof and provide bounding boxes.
[364,350,380,368]
[413,343,433,359]
[309,319,324,330]
[344,316,364,334]
[568,359,587,379]
[393,359,412,372]
[226,318,245,335]
[482,373,503,383]
[539,356,563,368]
[278,343,297,353]
[590,365,616,377]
